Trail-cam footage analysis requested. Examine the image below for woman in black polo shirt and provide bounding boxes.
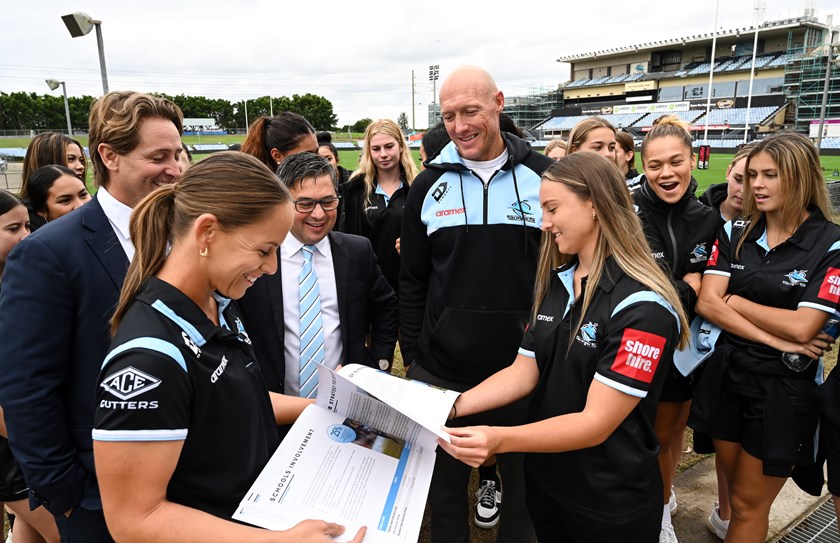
[633,115,722,542]
[438,152,689,542]
[338,118,417,294]
[91,152,365,543]
[691,132,840,543]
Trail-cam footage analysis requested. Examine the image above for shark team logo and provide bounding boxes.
[100,367,162,400]
[576,322,598,348]
[783,269,808,288]
[690,243,709,264]
[507,200,536,223]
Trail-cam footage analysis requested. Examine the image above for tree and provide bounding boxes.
[351,118,373,133]
[397,112,409,130]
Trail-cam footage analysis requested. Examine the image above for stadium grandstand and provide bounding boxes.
[501,7,839,151]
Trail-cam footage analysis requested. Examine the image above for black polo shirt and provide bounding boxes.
[92,277,279,520]
[521,257,680,523]
[705,209,840,368]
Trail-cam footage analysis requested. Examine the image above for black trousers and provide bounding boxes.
[526,473,661,543]
[407,362,536,543]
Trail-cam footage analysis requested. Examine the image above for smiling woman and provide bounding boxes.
[338,118,417,293]
[93,151,365,543]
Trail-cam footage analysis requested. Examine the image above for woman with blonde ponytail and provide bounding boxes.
[438,152,688,542]
[92,152,366,543]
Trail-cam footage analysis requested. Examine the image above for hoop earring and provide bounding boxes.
[199,247,208,257]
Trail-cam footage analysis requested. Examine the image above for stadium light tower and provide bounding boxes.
[61,12,109,95]
[701,0,721,145]
[429,65,440,123]
[46,79,73,137]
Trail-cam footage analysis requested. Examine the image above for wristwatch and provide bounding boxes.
[378,359,390,371]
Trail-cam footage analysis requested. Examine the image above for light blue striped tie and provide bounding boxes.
[299,245,325,398]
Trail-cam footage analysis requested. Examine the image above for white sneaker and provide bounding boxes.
[660,521,679,543]
[473,479,501,529]
[668,486,678,516]
[706,503,729,540]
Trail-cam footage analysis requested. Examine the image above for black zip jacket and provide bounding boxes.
[399,134,553,384]
[634,177,722,319]
[338,172,409,294]
[699,182,727,216]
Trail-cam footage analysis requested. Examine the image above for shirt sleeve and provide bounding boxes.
[593,295,678,398]
[93,338,192,442]
[518,322,536,359]
[797,237,840,314]
[704,221,733,278]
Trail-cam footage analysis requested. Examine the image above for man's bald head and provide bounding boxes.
[438,66,505,162]
[439,66,499,103]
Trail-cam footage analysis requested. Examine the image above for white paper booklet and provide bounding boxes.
[233,364,460,542]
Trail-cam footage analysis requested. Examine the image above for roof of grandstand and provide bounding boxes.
[556,15,825,63]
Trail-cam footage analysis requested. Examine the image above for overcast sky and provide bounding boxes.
[2,0,838,128]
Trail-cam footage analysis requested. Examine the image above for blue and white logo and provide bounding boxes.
[327,424,357,443]
[576,322,598,348]
[690,243,709,264]
[507,200,536,224]
[783,269,808,288]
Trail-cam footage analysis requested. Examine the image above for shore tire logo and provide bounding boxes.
[101,367,162,400]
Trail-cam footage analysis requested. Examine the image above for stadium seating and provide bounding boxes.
[692,106,780,126]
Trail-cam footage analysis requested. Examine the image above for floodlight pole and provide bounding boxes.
[46,80,73,136]
[702,0,720,145]
[93,21,109,94]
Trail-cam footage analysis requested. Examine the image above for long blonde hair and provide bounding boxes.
[736,132,835,257]
[352,119,418,206]
[111,152,290,334]
[534,152,689,348]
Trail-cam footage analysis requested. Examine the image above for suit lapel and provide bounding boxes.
[82,196,129,290]
[329,233,349,345]
[266,261,287,353]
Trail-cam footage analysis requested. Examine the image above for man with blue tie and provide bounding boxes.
[0,91,184,542]
[239,152,398,398]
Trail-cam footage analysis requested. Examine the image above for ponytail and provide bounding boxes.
[111,185,177,333]
[641,115,693,160]
[240,116,273,169]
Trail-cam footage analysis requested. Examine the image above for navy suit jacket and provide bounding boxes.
[238,231,398,394]
[0,195,128,514]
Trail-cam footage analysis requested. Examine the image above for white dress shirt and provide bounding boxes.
[96,185,135,261]
[280,234,343,396]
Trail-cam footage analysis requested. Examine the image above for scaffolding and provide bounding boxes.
[503,86,564,132]
[783,24,840,131]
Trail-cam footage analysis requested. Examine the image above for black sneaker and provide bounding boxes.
[474,479,501,529]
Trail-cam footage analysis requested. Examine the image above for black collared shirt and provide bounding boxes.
[520,257,680,522]
[93,277,278,520]
[705,209,840,367]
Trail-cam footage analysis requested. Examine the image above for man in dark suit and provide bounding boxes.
[239,152,397,396]
[0,91,183,542]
